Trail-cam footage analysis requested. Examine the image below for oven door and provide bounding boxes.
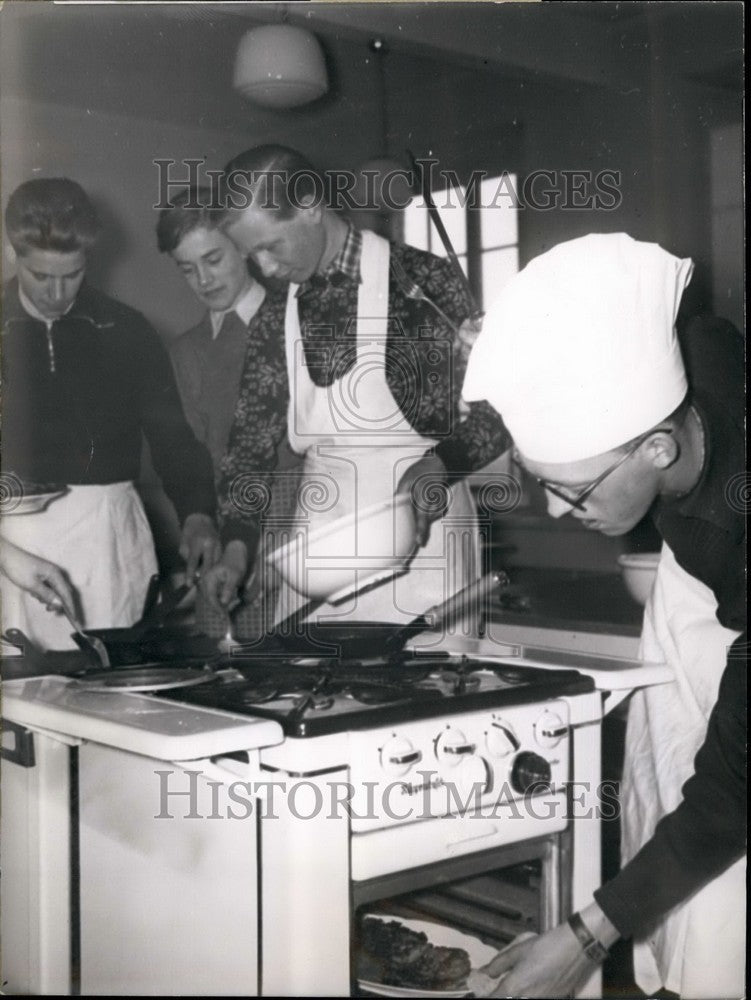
[1,721,74,995]
[77,743,264,996]
[1,677,284,996]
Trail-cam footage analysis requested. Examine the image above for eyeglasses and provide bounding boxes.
[520,427,673,513]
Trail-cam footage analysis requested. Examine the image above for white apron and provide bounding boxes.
[273,229,479,634]
[621,542,746,998]
[0,482,158,650]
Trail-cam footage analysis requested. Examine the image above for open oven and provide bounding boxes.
[2,651,604,997]
[235,657,603,997]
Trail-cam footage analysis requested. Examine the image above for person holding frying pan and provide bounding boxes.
[1,178,220,649]
[200,145,509,631]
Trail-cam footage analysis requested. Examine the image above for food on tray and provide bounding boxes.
[356,916,472,991]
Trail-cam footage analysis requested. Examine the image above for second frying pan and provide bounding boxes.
[268,572,507,659]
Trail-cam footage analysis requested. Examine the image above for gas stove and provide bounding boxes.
[159,652,594,737]
[3,642,604,998]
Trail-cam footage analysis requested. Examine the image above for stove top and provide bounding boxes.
[158,653,594,737]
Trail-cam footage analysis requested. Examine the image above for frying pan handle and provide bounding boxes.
[406,148,483,324]
[138,574,162,624]
[426,571,509,630]
[2,627,47,667]
[131,581,192,635]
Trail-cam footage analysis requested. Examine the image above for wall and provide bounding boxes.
[710,121,744,332]
[514,77,741,313]
[1,8,741,575]
[0,95,254,340]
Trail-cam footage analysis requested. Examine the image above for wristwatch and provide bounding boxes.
[567,911,610,963]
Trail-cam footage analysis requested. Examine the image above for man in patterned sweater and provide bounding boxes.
[201,145,509,626]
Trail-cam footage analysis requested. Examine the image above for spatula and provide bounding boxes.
[59,607,111,668]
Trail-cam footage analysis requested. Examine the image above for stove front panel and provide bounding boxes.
[346,697,572,835]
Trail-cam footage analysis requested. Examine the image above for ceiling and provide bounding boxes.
[0,1,742,144]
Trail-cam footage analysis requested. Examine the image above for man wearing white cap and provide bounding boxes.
[464,233,746,998]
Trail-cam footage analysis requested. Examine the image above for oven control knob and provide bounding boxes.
[510,751,553,795]
[434,727,476,767]
[380,735,422,777]
[486,718,521,758]
[455,756,492,800]
[534,710,568,749]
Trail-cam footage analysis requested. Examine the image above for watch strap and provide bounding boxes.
[567,911,609,963]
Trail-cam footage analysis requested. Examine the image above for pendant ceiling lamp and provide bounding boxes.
[233,23,328,109]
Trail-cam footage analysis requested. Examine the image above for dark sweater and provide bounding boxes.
[1,280,216,523]
[594,316,747,937]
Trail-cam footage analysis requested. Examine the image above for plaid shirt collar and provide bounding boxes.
[297,223,362,296]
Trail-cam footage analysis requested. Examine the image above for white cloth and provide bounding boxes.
[209,280,265,338]
[0,482,158,650]
[622,542,745,998]
[272,229,479,631]
[462,233,694,463]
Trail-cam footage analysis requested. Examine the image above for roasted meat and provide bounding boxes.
[356,917,472,990]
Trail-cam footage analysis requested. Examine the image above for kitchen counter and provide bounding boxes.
[490,567,644,632]
[480,567,645,661]
[435,568,673,695]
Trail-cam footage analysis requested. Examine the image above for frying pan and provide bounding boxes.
[267,572,507,659]
[2,627,87,675]
[70,581,197,665]
[1,627,215,687]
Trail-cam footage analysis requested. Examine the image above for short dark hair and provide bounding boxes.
[222,144,323,219]
[156,186,229,254]
[5,178,101,255]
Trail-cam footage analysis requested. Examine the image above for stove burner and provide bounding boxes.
[155,651,595,737]
[489,665,531,684]
[417,655,486,695]
[237,686,281,705]
[341,683,406,706]
[434,670,482,694]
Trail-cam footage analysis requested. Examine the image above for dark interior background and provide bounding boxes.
[1,1,743,571]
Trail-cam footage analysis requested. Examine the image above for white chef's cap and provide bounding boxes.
[463,233,694,463]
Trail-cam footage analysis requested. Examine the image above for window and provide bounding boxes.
[403,174,519,311]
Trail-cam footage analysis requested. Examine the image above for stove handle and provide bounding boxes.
[445,823,501,854]
[389,750,423,766]
[170,755,260,786]
[443,742,477,756]
[1,720,36,768]
[539,725,568,739]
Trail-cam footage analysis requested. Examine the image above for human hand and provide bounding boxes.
[396,453,450,547]
[0,539,78,621]
[179,513,222,580]
[199,541,247,612]
[242,560,280,607]
[458,313,484,349]
[482,902,618,998]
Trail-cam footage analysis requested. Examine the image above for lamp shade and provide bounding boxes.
[233,25,328,108]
